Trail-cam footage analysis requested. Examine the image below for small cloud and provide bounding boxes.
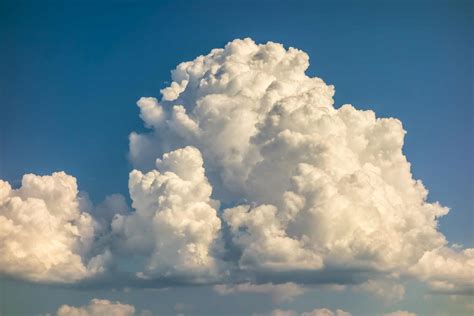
[270,308,351,316]
[55,298,136,316]
[379,311,417,316]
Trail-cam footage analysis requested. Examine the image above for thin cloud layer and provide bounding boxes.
[270,308,351,316]
[0,172,110,283]
[270,308,417,316]
[380,311,417,316]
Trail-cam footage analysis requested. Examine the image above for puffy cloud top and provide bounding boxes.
[112,147,222,281]
[1,38,472,297]
[0,172,110,283]
[129,38,473,292]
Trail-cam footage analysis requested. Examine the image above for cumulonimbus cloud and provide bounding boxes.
[1,39,472,297]
[129,38,473,293]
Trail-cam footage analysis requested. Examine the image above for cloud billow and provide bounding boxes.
[0,172,111,283]
[128,38,473,293]
[112,146,223,282]
[1,39,472,297]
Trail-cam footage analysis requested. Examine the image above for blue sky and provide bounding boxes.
[0,1,472,315]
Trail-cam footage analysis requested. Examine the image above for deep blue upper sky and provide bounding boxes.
[1,0,472,246]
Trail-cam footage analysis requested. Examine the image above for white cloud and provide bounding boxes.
[270,308,351,316]
[380,311,417,316]
[213,282,305,303]
[271,310,298,316]
[137,97,165,129]
[0,172,110,283]
[353,279,405,303]
[302,309,351,316]
[224,203,323,272]
[409,247,474,294]
[128,38,473,293]
[56,298,135,316]
[112,146,223,281]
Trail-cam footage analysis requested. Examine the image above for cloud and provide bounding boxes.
[129,38,473,293]
[137,97,165,129]
[379,311,417,316]
[174,302,192,312]
[213,282,305,303]
[1,38,472,298]
[270,310,298,316]
[270,308,351,316]
[94,194,130,228]
[112,146,223,282]
[0,172,110,283]
[353,279,405,303]
[55,298,136,316]
[269,308,417,316]
[301,309,352,316]
[409,247,474,294]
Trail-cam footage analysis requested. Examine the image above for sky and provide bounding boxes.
[0,1,473,316]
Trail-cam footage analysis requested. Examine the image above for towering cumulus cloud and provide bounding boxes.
[0,172,110,283]
[112,146,222,281]
[130,38,473,292]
